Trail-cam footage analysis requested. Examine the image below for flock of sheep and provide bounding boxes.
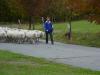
[0,27,45,44]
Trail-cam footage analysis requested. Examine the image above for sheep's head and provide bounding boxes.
[40,32,45,37]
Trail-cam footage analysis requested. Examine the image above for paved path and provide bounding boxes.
[0,41,100,71]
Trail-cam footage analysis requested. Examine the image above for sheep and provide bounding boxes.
[0,30,7,42]
[6,30,15,42]
[23,30,45,44]
[25,30,36,43]
[32,30,45,43]
[6,29,26,43]
[16,30,26,43]
[0,26,45,44]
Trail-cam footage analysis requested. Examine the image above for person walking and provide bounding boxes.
[44,17,54,45]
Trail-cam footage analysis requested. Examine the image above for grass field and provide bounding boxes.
[35,20,100,33]
[0,20,100,47]
[35,20,100,47]
[0,50,100,75]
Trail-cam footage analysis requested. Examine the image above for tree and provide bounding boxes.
[20,0,46,30]
[64,0,88,40]
[8,0,26,21]
[0,0,11,21]
[0,0,26,22]
[86,0,100,24]
[43,0,66,22]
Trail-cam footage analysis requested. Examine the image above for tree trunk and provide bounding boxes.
[29,16,32,30]
[68,20,72,40]
[68,10,72,40]
[32,18,35,30]
[66,11,72,40]
[33,24,35,30]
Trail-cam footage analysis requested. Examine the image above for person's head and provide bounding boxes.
[46,17,50,21]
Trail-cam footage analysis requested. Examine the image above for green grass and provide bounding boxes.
[0,50,100,75]
[35,20,100,33]
[0,20,100,47]
[35,20,100,47]
[72,20,100,33]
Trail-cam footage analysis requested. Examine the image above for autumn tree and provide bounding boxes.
[8,0,26,21]
[85,0,100,24]
[0,0,11,21]
[20,0,46,29]
[63,0,88,40]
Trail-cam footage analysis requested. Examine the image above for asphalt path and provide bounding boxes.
[0,41,100,71]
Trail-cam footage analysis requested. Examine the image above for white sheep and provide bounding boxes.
[32,30,45,43]
[0,30,7,42]
[0,26,45,44]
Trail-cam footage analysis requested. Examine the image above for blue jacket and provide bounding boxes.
[44,21,53,33]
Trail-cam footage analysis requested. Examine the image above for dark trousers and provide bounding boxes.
[45,32,54,44]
